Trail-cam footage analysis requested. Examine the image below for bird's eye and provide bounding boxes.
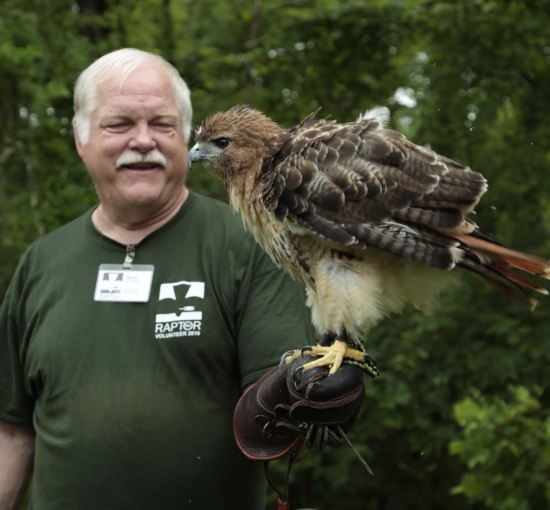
[214,137,230,149]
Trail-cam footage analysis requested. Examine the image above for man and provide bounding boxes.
[0,48,313,509]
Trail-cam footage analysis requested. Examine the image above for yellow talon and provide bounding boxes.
[282,349,302,365]
[282,340,378,377]
[301,339,364,374]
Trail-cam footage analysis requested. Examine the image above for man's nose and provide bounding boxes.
[128,123,156,152]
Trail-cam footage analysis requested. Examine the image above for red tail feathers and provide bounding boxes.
[455,233,549,309]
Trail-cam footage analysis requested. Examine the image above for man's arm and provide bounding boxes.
[0,420,34,510]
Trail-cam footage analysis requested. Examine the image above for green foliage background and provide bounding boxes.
[2,0,550,508]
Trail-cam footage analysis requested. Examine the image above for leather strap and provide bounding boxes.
[263,439,304,510]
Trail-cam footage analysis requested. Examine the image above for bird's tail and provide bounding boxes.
[455,232,549,310]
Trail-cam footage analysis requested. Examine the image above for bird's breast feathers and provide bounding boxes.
[230,178,457,337]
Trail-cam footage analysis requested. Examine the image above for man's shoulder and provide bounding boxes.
[185,191,272,264]
[187,192,250,236]
[190,192,232,217]
[23,209,92,259]
[5,209,94,295]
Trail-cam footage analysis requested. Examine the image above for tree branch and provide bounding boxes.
[244,0,263,106]
[15,141,46,237]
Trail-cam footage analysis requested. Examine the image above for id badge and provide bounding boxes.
[94,264,154,302]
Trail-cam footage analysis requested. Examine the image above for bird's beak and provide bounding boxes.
[187,143,203,170]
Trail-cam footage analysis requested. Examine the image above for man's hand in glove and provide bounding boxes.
[233,354,366,462]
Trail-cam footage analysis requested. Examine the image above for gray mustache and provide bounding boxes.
[116,150,167,168]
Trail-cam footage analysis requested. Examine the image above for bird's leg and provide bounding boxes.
[279,330,335,368]
[318,330,336,347]
[297,328,379,378]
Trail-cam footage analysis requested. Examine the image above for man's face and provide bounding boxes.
[75,66,188,217]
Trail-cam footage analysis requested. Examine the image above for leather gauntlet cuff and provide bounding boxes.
[233,365,302,461]
[234,354,365,461]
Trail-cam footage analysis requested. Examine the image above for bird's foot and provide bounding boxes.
[280,348,304,367]
[283,340,379,378]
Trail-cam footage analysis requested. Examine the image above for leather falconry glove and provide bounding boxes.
[233,353,366,462]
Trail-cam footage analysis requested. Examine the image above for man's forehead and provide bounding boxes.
[95,66,178,110]
[99,108,179,119]
[94,88,180,122]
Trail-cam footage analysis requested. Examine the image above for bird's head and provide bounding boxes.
[187,105,285,183]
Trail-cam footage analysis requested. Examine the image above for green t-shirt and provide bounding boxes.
[0,191,313,510]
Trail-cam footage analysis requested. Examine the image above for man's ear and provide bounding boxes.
[73,119,86,160]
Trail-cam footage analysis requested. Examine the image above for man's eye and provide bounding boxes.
[107,123,129,130]
[214,137,230,149]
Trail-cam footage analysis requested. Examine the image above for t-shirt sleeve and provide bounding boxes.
[235,246,314,388]
[0,263,35,429]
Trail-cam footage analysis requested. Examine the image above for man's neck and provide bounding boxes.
[92,188,189,245]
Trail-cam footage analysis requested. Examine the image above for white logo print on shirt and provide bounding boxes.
[154,281,205,338]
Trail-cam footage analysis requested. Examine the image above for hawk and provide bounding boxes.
[187,105,549,376]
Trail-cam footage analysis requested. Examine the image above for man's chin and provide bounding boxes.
[123,194,166,209]
[97,178,186,217]
[111,186,167,210]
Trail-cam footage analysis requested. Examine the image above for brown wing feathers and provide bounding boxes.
[262,116,478,266]
[196,105,548,305]
[260,110,549,301]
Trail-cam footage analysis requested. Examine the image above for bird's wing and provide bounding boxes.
[260,114,487,270]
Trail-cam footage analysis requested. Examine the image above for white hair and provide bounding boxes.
[73,48,192,145]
